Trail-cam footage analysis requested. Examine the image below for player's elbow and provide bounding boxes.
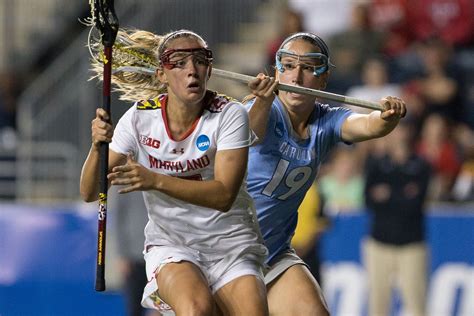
[80,188,98,203]
[251,128,266,146]
[216,201,233,213]
[81,195,97,203]
[215,192,236,213]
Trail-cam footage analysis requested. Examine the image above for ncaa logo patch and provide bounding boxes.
[196,135,210,151]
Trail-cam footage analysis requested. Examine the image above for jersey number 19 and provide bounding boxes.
[262,159,312,200]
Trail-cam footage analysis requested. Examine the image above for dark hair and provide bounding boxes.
[279,32,331,59]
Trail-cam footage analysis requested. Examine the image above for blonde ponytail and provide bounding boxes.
[89,28,164,101]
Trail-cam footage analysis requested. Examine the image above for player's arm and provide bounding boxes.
[341,96,406,143]
[80,108,127,202]
[108,147,248,212]
[247,73,278,143]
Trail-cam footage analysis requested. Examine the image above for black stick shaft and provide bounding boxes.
[95,45,113,292]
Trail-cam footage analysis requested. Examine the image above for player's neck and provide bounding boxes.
[285,106,312,139]
[166,97,202,140]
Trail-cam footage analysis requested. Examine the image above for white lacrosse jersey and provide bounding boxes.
[110,91,267,262]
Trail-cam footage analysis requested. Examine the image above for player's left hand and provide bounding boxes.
[380,96,407,122]
[108,154,157,193]
[248,73,278,103]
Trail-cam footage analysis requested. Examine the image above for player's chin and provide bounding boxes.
[183,89,206,103]
[286,91,306,101]
[280,93,302,106]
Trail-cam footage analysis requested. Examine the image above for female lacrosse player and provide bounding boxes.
[244,32,407,315]
[80,29,268,316]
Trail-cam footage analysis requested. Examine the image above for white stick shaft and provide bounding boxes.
[212,68,383,111]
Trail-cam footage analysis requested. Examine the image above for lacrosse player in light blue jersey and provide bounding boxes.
[244,32,407,316]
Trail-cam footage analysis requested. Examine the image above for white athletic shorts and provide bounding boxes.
[264,248,308,285]
[141,245,265,314]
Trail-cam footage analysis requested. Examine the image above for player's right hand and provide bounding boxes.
[91,108,113,147]
[248,73,278,103]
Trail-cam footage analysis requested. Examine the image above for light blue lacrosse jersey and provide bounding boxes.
[245,97,352,264]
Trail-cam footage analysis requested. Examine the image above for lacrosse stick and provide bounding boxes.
[87,0,119,292]
[211,68,383,111]
[87,31,383,111]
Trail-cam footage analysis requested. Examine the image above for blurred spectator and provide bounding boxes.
[344,57,403,162]
[452,157,474,202]
[391,37,464,128]
[328,2,383,94]
[451,124,474,201]
[367,0,412,57]
[408,0,474,49]
[456,48,474,129]
[416,113,461,200]
[398,81,428,130]
[417,37,462,121]
[292,183,329,284]
[288,0,353,39]
[363,120,431,316]
[265,7,304,72]
[346,57,402,114]
[319,146,364,215]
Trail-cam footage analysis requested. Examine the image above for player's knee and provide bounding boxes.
[174,295,214,316]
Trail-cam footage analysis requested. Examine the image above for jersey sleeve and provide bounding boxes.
[216,102,253,151]
[109,105,138,156]
[320,104,352,144]
[243,97,278,144]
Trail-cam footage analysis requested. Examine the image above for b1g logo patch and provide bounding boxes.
[196,135,210,151]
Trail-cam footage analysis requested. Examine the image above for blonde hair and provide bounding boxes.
[89,28,208,102]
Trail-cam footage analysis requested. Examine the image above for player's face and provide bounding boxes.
[158,37,211,105]
[276,39,329,112]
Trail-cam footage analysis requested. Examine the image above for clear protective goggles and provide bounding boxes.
[159,48,213,70]
[275,49,331,77]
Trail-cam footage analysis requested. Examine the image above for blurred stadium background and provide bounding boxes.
[0,0,472,315]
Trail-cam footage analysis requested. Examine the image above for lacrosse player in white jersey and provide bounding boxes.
[80,29,268,316]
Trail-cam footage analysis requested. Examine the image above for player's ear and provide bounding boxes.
[156,67,167,84]
[320,71,329,89]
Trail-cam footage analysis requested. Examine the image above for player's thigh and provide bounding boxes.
[267,264,329,316]
[157,261,214,314]
[214,274,268,316]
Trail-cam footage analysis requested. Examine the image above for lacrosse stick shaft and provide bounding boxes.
[89,0,118,292]
[212,68,383,111]
[95,45,113,292]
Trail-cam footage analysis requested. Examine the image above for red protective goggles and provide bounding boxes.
[159,48,213,69]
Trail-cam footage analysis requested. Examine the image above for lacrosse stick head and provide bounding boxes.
[87,28,163,101]
[90,0,119,46]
